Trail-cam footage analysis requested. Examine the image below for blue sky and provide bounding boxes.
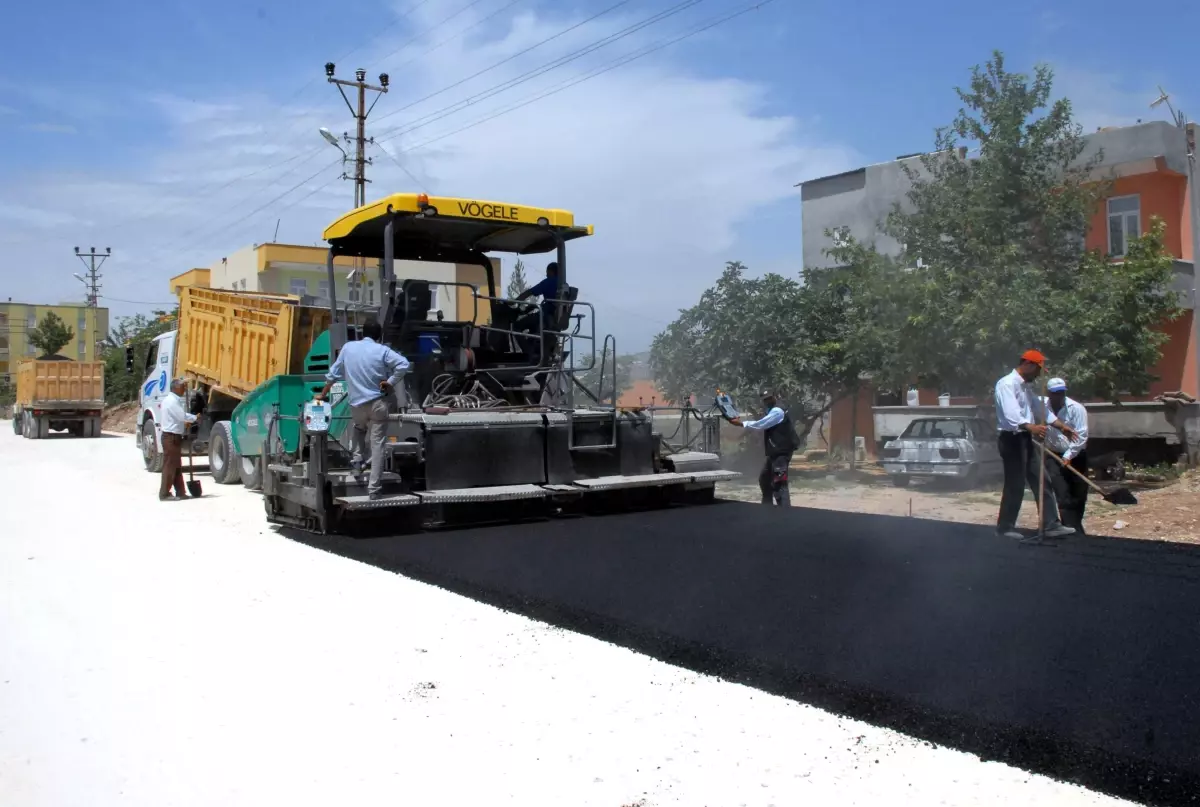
[1,0,1195,350]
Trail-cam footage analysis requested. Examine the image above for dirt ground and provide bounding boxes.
[102,401,139,434]
[720,462,1200,545]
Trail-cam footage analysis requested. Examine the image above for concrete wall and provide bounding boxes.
[207,245,257,291]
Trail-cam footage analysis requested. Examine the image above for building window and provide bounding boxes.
[317,280,330,300]
[1107,195,1140,258]
[289,278,307,296]
[78,340,86,359]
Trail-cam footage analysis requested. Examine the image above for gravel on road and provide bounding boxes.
[0,425,1133,807]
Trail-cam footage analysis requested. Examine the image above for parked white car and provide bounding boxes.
[879,416,1000,487]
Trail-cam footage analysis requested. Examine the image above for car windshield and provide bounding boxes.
[901,419,970,439]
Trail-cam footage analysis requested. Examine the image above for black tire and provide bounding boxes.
[891,475,911,487]
[11,414,20,436]
[240,453,263,491]
[21,412,31,439]
[209,421,242,485]
[90,417,102,437]
[32,416,47,440]
[142,420,164,473]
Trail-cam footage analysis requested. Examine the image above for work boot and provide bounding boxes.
[998,529,1024,540]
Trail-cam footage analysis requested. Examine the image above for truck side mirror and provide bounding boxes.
[124,346,134,373]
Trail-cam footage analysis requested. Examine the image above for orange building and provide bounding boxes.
[801,120,1198,457]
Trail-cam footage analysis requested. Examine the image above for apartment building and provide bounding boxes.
[0,301,109,380]
[168,242,504,325]
[799,120,1198,457]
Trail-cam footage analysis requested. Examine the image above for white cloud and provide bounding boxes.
[0,1,856,347]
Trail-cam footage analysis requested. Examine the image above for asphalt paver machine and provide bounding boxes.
[251,193,738,534]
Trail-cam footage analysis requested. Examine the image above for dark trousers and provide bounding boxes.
[159,432,185,499]
[997,431,1060,531]
[1047,450,1089,533]
[759,453,792,506]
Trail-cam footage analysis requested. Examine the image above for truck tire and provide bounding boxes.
[142,421,164,473]
[11,415,19,436]
[239,454,263,491]
[209,421,242,485]
[90,417,103,437]
[33,416,48,440]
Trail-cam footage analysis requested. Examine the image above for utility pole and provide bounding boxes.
[324,63,389,306]
[73,246,110,308]
[324,62,389,209]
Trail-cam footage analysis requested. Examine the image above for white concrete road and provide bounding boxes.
[0,426,1133,807]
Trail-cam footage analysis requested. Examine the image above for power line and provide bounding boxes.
[386,0,525,75]
[368,0,490,69]
[98,295,178,307]
[99,1,436,237]
[370,0,633,127]
[386,0,779,155]
[375,0,706,145]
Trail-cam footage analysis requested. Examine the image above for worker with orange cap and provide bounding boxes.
[993,350,1080,540]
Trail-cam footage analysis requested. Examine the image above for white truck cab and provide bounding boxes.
[134,330,177,472]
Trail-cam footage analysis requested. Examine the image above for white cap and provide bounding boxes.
[1047,377,1067,392]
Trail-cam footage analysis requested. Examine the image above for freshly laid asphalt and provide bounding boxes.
[284,501,1200,806]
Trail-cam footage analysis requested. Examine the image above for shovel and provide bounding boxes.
[186,436,203,498]
[1039,441,1137,505]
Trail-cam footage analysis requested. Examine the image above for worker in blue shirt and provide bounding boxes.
[730,390,797,506]
[315,320,410,499]
[514,262,562,363]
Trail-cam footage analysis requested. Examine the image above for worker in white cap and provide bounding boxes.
[1042,377,1090,534]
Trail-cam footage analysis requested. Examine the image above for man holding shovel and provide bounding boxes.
[159,378,198,501]
[993,350,1080,540]
[1042,377,1090,534]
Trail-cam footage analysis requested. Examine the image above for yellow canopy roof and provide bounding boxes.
[322,192,594,259]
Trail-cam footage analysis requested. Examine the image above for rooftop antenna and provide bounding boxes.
[1149,85,1184,127]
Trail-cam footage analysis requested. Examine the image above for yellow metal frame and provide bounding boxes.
[321,192,593,243]
[175,287,331,402]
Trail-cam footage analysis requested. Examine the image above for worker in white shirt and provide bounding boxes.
[993,350,1079,540]
[1042,377,1090,534]
[159,378,198,501]
[730,390,797,506]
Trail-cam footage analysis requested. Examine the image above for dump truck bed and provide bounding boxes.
[176,287,332,403]
[16,359,105,408]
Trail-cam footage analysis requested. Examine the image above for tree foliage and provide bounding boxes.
[101,308,178,405]
[649,50,1183,440]
[28,311,75,357]
[871,51,1179,398]
[576,352,635,403]
[650,260,890,441]
[506,259,529,299]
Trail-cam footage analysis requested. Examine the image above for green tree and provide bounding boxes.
[101,308,178,405]
[27,311,75,357]
[506,259,529,299]
[868,51,1179,399]
[650,260,890,443]
[576,352,635,403]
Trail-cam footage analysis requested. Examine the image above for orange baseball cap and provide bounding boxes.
[1021,349,1046,367]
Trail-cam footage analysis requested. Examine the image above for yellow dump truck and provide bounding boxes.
[132,286,331,482]
[13,358,106,439]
